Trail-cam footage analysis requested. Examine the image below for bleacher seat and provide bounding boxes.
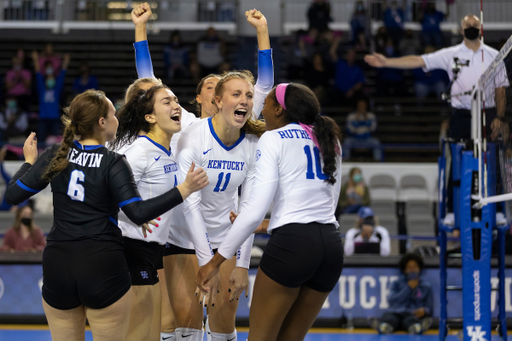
[406,215,435,236]
[369,174,397,201]
[0,212,53,234]
[371,200,396,216]
[398,174,430,201]
[376,215,398,235]
[405,199,432,216]
[338,214,357,232]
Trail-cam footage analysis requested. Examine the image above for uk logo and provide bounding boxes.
[140,271,149,279]
[256,150,261,161]
[467,326,487,341]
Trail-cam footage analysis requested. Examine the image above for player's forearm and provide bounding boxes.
[256,26,270,51]
[496,87,506,118]
[385,55,425,69]
[135,23,147,43]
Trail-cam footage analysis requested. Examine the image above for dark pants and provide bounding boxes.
[446,108,497,212]
[38,118,61,143]
[381,312,421,330]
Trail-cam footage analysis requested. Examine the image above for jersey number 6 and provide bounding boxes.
[67,170,85,202]
[304,146,328,180]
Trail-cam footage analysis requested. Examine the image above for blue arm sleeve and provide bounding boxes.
[134,40,155,79]
[256,49,274,91]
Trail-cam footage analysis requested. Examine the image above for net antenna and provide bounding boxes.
[474,33,512,207]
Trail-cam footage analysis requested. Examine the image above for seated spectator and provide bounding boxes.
[419,2,444,48]
[0,205,46,252]
[38,43,62,76]
[338,167,370,214]
[344,207,390,256]
[369,253,433,334]
[307,0,332,33]
[413,46,449,102]
[5,55,32,111]
[399,29,421,56]
[350,1,368,48]
[330,43,365,107]
[376,39,405,97]
[164,30,191,81]
[305,52,332,104]
[343,97,382,161]
[195,27,228,77]
[32,51,69,143]
[72,62,99,95]
[373,26,388,54]
[383,1,404,44]
[0,96,28,142]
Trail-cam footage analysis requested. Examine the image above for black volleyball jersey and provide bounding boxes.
[6,141,183,242]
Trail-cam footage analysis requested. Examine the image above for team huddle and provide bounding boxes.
[5,4,344,341]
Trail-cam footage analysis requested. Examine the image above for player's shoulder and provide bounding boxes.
[482,43,499,56]
[183,116,208,136]
[181,107,200,127]
[243,132,260,145]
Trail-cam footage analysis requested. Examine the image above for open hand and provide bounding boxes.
[23,132,38,165]
[364,53,387,68]
[228,267,249,302]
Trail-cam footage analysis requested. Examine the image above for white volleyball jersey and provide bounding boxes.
[217,123,342,260]
[117,136,179,244]
[177,117,258,267]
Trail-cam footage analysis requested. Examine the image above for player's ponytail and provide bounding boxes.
[112,84,169,151]
[243,118,266,138]
[272,83,342,184]
[43,90,110,181]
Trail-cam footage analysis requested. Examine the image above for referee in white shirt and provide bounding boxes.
[365,14,506,140]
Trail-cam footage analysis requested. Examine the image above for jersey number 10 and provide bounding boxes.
[304,146,328,180]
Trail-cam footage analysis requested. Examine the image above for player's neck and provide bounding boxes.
[464,38,481,52]
[212,115,240,147]
[146,130,171,151]
[79,137,105,146]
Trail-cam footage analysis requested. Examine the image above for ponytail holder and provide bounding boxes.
[71,120,78,128]
[275,83,289,110]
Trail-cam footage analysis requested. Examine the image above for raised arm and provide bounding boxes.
[132,2,155,78]
[31,51,41,74]
[246,9,274,118]
[364,53,426,69]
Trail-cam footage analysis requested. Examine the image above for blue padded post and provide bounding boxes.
[451,143,465,230]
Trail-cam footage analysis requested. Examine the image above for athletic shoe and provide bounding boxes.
[408,323,422,335]
[421,317,433,331]
[368,317,380,331]
[496,212,507,225]
[368,317,394,334]
[443,213,455,226]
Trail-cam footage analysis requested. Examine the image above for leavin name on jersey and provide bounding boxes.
[278,129,311,140]
[207,160,245,171]
[67,149,104,168]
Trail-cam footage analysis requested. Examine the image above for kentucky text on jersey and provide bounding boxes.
[164,163,178,174]
[67,149,104,168]
[277,129,311,140]
[207,160,245,171]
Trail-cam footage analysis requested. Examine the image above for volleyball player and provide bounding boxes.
[109,84,185,341]
[196,83,344,341]
[5,90,208,341]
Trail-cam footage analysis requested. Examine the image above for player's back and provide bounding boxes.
[48,141,126,242]
[264,123,341,232]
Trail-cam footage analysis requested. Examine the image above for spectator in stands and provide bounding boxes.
[72,62,99,95]
[418,2,444,48]
[399,29,421,56]
[0,96,28,142]
[344,207,390,256]
[376,39,405,97]
[413,46,449,102]
[307,0,332,33]
[38,43,61,76]
[32,51,70,143]
[164,30,191,80]
[350,0,369,49]
[338,167,370,214]
[305,52,332,104]
[383,1,405,44]
[369,253,433,334]
[330,43,365,107]
[374,26,388,54]
[5,55,32,111]
[0,205,46,252]
[343,97,382,161]
[286,30,313,80]
[195,27,228,77]
[0,147,29,211]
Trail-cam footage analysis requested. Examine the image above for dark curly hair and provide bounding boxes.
[398,253,425,273]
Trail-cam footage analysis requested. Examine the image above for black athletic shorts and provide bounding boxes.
[163,242,195,256]
[123,237,162,286]
[259,222,344,292]
[42,239,131,310]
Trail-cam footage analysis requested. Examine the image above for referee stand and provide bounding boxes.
[438,140,508,341]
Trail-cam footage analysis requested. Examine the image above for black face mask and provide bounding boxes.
[21,218,32,226]
[464,27,480,40]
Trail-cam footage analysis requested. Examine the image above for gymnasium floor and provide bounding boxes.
[0,327,505,341]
